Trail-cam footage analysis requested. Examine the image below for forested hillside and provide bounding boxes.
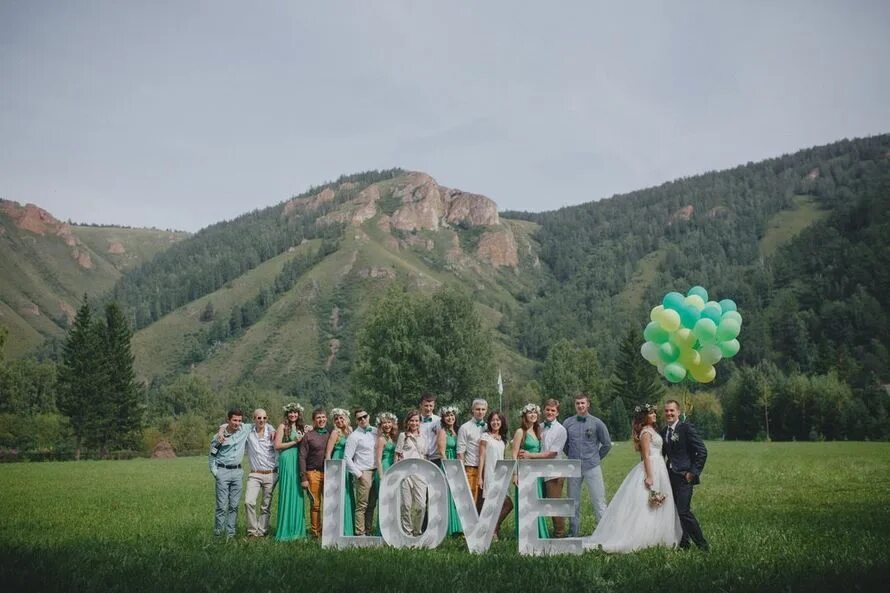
[507,135,890,377]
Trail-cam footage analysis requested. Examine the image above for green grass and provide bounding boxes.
[72,226,189,272]
[1,442,888,592]
[759,195,829,257]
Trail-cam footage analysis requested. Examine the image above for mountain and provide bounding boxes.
[117,170,545,396]
[0,200,187,357]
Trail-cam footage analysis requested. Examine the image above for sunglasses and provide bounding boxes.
[356,414,369,421]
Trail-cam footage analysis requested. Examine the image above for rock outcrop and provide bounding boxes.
[387,172,500,232]
[477,228,519,268]
[669,205,694,225]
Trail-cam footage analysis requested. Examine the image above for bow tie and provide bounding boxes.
[422,417,433,423]
[543,421,553,429]
[315,428,328,434]
[475,420,486,428]
[576,416,587,423]
[364,427,373,433]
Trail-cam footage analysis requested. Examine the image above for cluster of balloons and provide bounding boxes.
[640,286,742,383]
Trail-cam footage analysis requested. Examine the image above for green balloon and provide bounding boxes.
[687,285,709,302]
[662,291,685,312]
[722,310,743,325]
[700,343,723,365]
[679,305,700,329]
[659,342,680,363]
[693,318,718,343]
[664,363,687,383]
[716,318,741,341]
[719,299,737,314]
[644,321,671,344]
[701,304,722,324]
[718,339,741,358]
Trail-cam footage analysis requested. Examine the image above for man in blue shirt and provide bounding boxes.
[562,393,612,536]
[209,408,250,538]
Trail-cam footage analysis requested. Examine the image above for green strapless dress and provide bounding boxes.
[444,431,463,535]
[514,431,550,539]
[275,427,306,541]
[331,434,355,536]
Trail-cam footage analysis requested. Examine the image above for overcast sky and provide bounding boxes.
[2,1,889,232]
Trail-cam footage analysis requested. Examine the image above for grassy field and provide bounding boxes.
[1,442,888,593]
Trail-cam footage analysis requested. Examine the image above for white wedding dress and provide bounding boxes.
[583,426,682,552]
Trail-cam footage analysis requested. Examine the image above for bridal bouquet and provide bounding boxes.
[648,488,667,508]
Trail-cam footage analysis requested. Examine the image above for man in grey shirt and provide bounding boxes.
[562,392,612,536]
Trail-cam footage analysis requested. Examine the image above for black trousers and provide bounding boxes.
[669,472,708,549]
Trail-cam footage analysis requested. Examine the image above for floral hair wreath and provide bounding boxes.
[283,402,304,414]
[330,407,349,419]
[519,402,541,417]
[633,403,657,415]
[438,405,460,417]
[376,412,398,425]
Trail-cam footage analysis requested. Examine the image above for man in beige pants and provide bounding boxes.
[344,408,378,535]
[244,409,278,538]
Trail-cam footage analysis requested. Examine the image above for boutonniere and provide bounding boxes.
[585,428,595,439]
[671,431,680,443]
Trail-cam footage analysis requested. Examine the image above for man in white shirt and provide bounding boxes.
[457,398,488,506]
[540,398,568,537]
[344,408,378,536]
[419,392,441,463]
[243,408,278,538]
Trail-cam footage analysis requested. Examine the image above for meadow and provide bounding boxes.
[1,441,888,593]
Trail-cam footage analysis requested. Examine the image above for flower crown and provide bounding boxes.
[519,402,541,417]
[438,405,460,417]
[376,412,398,425]
[330,407,349,419]
[283,402,304,414]
[633,403,657,415]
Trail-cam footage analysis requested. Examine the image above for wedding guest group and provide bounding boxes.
[206,394,709,555]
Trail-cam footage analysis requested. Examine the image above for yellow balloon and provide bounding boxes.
[690,364,717,383]
[678,347,701,367]
[659,308,681,332]
[650,305,665,323]
[674,328,697,349]
[684,294,705,311]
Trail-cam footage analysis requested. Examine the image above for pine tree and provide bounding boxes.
[57,295,105,460]
[609,325,665,411]
[102,302,143,450]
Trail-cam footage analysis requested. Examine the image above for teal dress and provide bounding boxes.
[373,438,396,536]
[275,427,306,541]
[514,431,550,539]
[444,431,463,535]
[331,433,355,536]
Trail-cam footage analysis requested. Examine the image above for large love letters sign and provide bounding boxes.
[321,459,584,555]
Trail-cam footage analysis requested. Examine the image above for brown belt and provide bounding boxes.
[251,469,277,474]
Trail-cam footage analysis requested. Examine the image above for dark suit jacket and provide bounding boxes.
[661,422,707,485]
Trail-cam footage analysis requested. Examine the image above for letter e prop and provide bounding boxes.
[517,459,582,556]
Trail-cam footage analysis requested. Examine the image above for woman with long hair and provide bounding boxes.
[373,412,398,536]
[325,407,355,536]
[583,403,682,552]
[477,410,512,540]
[511,403,549,539]
[436,405,462,535]
[395,409,428,537]
[274,402,307,541]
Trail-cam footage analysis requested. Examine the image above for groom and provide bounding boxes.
[662,399,709,551]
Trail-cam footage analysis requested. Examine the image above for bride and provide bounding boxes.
[583,403,681,552]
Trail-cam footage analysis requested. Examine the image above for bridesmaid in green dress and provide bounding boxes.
[436,405,462,535]
[274,402,307,541]
[373,412,398,535]
[325,408,355,536]
[511,403,550,539]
